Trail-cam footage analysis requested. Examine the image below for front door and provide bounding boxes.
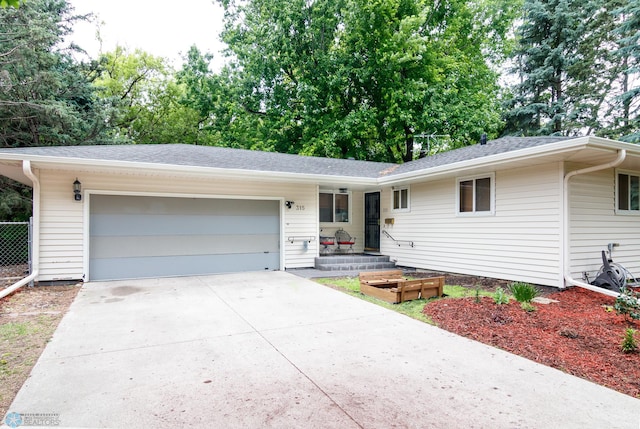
[364,192,380,251]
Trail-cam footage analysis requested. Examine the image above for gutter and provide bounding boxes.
[0,160,39,299]
[562,149,626,297]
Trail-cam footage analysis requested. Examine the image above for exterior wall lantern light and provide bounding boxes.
[73,178,82,201]
[285,200,294,209]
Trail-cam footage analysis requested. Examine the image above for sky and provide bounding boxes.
[68,0,228,70]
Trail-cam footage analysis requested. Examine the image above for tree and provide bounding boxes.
[175,46,251,147]
[0,0,111,220]
[503,0,638,139]
[611,0,640,142]
[0,0,110,148]
[94,46,172,143]
[218,0,516,162]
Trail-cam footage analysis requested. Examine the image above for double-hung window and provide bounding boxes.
[617,171,640,213]
[392,187,410,212]
[319,191,350,223]
[457,174,494,215]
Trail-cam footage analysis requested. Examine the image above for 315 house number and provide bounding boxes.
[296,205,305,211]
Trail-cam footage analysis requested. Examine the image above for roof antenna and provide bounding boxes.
[480,133,487,145]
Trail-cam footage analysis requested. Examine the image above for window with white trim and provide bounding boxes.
[457,174,494,214]
[319,191,350,223]
[617,171,640,212]
[392,187,410,211]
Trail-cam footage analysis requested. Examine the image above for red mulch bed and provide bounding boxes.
[423,287,640,398]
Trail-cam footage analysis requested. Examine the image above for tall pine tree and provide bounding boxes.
[504,0,638,139]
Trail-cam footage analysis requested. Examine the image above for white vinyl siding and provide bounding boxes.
[568,168,640,281]
[36,169,319,281]
[381,163,563,287]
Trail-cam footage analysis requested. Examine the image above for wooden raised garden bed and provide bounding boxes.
[359,270,444,304]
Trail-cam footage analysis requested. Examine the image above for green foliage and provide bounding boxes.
[493,287,510,305]
[0,0,115,220]
[216,0,514,162]
[614,288,640,322]
[509,282,540,303]
[0,0,22,8]
[0,0,111,148]
[504,0,639,140]
[520,302,537,312]
[94,46,188,144]
[435,285,493,299]
[621,328,638,353]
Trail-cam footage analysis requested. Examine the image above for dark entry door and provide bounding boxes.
[364,192,380,251]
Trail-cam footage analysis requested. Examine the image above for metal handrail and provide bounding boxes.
[287,236,316,244]
[382,230,414,247]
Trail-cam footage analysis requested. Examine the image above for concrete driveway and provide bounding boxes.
[3,271,640,428]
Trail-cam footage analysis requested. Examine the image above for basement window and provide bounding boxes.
[457,174,494,215]
[617,171,640,213]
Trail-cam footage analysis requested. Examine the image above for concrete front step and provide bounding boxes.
[314,255,396,271]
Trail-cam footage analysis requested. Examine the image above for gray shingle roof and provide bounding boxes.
[386,136,576,176]
[0,136,579,179]
[0,144,395,178]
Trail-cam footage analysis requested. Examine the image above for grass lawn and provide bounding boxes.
[314,276,494,323]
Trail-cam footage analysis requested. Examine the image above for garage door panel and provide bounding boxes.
[90,252,280,281]
[90,214,279,236]
[89,195,281,281]
[91,234,280,258]
[91,195,278,216]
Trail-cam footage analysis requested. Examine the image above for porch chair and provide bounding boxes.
[319,236,335,255]
[335,228,356,253]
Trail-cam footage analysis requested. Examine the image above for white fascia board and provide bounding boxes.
[0,153,378,187]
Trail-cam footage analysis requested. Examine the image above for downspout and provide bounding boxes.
[0,160,39,299]
[563,149,626,297]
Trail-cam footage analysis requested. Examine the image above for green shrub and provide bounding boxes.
[521,302,537,312]
[614,288,640,322]
[621,328,638,353]
[493,287,509,305]
[509,282,540,303]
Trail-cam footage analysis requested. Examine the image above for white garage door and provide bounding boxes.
[89,195,280,281]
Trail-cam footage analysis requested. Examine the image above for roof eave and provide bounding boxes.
[0,154,379,187]
[378,136,638,185]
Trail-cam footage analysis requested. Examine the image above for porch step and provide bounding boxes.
[314,255,397,271]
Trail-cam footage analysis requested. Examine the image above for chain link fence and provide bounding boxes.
[0,220,32,286]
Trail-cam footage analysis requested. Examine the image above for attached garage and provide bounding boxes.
[89,195,281,281]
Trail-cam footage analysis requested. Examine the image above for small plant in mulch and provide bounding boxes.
[621,328,638,353]
[509,282,540,312]
[509,282,540,302]
[474,286,482,303]
[614,287,640,322]
[493,287,509,305]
